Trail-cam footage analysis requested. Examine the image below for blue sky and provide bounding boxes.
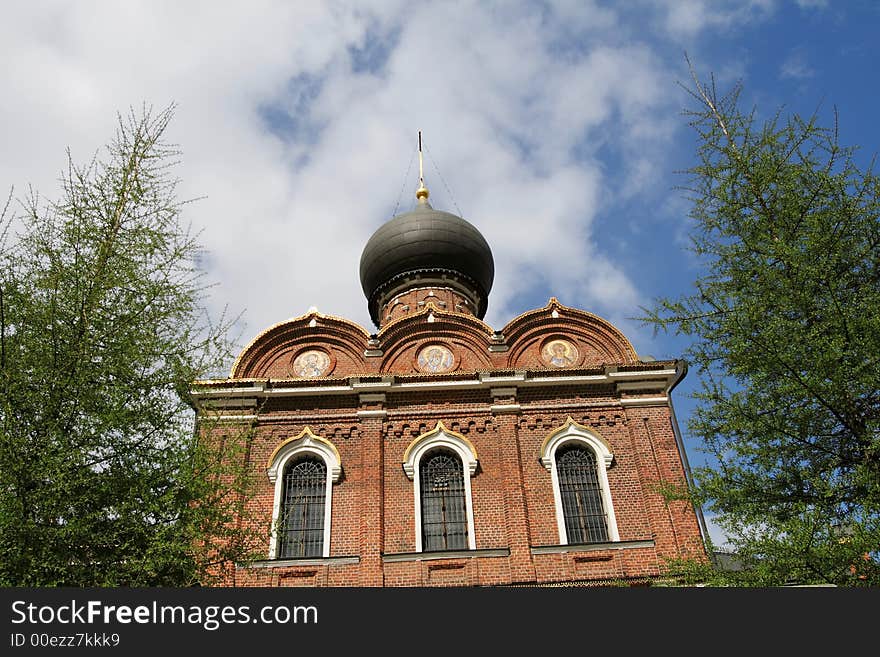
[2,0,878,549]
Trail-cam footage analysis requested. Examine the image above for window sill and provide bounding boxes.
[382,547,510,563]
[243,555,360,568]
[530,539,654,555]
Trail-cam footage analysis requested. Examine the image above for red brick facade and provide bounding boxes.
[193,297,707,587]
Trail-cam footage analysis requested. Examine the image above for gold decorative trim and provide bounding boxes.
[266,426,342,471]
[538,416,612,464]
[403,420,479,474]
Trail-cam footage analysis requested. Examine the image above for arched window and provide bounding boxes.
[540,418,619,544]
[420,450,468,551]
[556,444,608,543]
[266,428,341,559]
[403,421,478,552]
[277,456,327,558]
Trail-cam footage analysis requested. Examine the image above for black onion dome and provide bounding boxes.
[359,200,495,323]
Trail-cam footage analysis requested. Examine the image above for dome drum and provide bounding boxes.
[369,270,487,326]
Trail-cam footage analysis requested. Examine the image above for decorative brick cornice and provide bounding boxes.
[192,362,682,409]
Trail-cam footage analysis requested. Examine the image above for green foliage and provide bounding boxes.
[0,106,264,585]
[642,62,880,586]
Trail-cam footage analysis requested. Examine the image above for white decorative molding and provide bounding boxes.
[350,377,394,389]
[489,403,521,414]
[199,414,259,423]
[615,381,667,392]
[607,369,677,380]
[525,374,608,385]
[530,539,654,555]
[619,396,669,407]
[245,556,360,568]
[356,409,388,419]
[478,372,526,385]
[198,398,258,408]
[191,365,682,406]
[265,385,352,396]
[382,548,510,563]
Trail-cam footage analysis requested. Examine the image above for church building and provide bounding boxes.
[191,163,708,587]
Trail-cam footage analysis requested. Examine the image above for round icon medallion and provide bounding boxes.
[417,344,454,373]
[541,339,578,368]
[292,350,330,377]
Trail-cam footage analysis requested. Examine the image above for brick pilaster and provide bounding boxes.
[357,397,386,586]
[491,389,536,583]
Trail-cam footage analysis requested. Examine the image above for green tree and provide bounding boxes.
[643,64,880,586]
[0,105,263,585]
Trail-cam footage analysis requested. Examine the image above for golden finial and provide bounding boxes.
[416,130,429,202]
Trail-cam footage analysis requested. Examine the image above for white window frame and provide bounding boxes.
[266,427,341,559]
[540,418,619,544]
[403,421,478,552]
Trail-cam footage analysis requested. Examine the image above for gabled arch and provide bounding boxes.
[232,310,371,379]
[503,297,638,368]
[377,304,493,374]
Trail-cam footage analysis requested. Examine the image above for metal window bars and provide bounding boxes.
[277,457,327,558]
[557,444,609,544]
[420,451,468,551]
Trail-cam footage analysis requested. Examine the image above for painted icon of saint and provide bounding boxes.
[418,345,454,373]
[542,339,578,367]
[293,350,330,377]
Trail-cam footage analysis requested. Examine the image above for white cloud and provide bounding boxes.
[654,0,776,39]
[780,48,815,79]
[0,0,776,359]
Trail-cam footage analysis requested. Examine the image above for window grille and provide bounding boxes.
[557,444,608,543]
[420,451,468,551]
[277,457,327,558]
